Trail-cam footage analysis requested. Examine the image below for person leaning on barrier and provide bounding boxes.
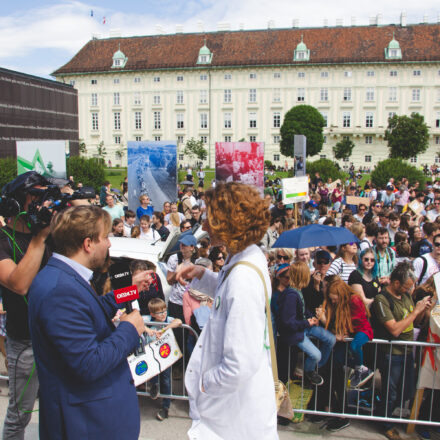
[372,262,432,440]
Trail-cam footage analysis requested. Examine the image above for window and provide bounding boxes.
[249,112,257,128]
[153,76,160,82]
[200,74,207,81]
[134,77,141,83]
[273,154,280,161]
[365,112,374,128]
[323,136,327,144]
[297,88,305,102]
[224,113,232,129]
[114,58,122,66]
[343,88,351,101]
[177,136,184,144]
[274,72,281,79]
[177,75,184,82]
[176,91,184,104]
[390,70,398,77]
[413,70,421,76]
[272,112,280,128]
[69,80,75,86]
[200,136,207,143]
[389,112,396,119]
[344,71,352,78]
[91,93,97,106]
[436,136,440,145]
[177,113,184,129]
[436,112,440,128]
[154,111,161,130]
[135,136,142,141]
[365,136,373,144]
[224,73,232,80]
[437,89,440,102]
[91,79,97,85]
[320,112,328,127]
[224,136,232,142]
[320,154,327,159]
[410,157,417,163]
[199,90,207,104]
[273,135,280,144]
[200,113,208,129]
[343,136,349,141]
[273,88,281,102]
[412,89,421,101]
[113,92,120,105]
[298,72,305,78]
[365,155,372,162]
[343,157,350,162]
[179,154,184,161]
[91,113,99,131]
[154,136,161,141]
[224,89,232,103]
[134,112,142,130]
[153,94,161,105]
[114,78,120,84]
[249,89,257,103]
[134,92,141,105]
[114,112,121,130]
[249,136,256,142]
[249,73,257,79]
[366,88,375,101]
[321,71,329,78]
[343,112,351,128]
[367,70,375,77]
[115,136,121,144]
[436,155,440,164]
[388,87,397,102]
[320,88,328,101]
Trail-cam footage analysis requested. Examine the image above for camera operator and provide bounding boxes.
[0,171,83,439]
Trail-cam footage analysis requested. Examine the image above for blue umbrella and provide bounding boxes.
[272,224,359,249]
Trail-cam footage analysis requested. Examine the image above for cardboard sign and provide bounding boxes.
[408,200,424,216]
[346,196,370,207]
[127,329,182,386]
[281,176,309,204]
[327,179,341,192]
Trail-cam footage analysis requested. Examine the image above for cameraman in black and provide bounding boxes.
[0,171,81,439]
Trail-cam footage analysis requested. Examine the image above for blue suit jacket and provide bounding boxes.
[28,257,141,440]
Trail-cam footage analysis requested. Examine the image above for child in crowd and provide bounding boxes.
[109,218,124,237]
[145,298,182,421]
[123,210,136,237]
[136,194,154,220]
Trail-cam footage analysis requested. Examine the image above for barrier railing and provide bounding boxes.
[282,337,440,427]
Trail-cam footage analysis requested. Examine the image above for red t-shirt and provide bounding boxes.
[350,295,373,340]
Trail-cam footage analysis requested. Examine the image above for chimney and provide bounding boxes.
[268,20,275,29]
[176,24,184,33]
[292,19,299,28]
[400,11,407,27]
[109,29,121,38]
[377,13,383,26]
[423,13,428,24]
[336,18,343,27]
[92,33,100,40]
[323,18,328,27]
[351,16,356,26]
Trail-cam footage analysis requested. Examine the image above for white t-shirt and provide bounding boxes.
[164,212,185,224]
[166,254,187,305]
[413,253,440,285]
[139,228,159,241]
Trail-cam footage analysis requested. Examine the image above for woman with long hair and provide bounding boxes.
[326,242,358,282]
[109,218,124,237]
[208,246,226,272]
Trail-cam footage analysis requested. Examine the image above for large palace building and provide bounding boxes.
[53,16,440,169]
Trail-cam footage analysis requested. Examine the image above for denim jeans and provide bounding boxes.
[297,326,336,373]
[150,367,171,409]
[349,331,370,366]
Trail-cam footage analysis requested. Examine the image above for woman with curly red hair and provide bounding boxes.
[175,182,277,439]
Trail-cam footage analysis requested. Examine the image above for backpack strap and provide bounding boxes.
[417,256,428,285]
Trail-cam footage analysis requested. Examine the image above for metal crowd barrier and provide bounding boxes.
[283,337,440,427]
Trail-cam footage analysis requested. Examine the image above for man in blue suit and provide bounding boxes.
[28,205,146,439]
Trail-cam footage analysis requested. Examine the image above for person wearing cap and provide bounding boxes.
[381,185,396,208]
[271,263,291,339]
[303,201,319,224]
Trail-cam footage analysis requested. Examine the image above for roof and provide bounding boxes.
[53,23,440,76]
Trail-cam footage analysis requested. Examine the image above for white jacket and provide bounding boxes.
[185,244,278,440]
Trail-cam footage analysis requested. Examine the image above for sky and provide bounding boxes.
[0,0,439,79]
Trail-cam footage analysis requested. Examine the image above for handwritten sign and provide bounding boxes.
[408,200,424,216]
[281,176,309,204]
[327,179,341,192]
[346,196,370,207]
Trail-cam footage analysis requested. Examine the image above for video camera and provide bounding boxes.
[0,171,95,234]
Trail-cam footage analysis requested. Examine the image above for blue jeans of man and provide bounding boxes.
[150,367,171,409]
[297,326,336,373]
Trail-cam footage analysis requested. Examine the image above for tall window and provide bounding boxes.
[153,94,161,105]
[91,93,97,106]
[412,89,421,101]
[273,154,280,161]
[365,112,374,128]
[177,113,184,129]
[365,136,373,144]
[113,78,120,84]
[297,88,305,102]
[134,77,141,83]
[134,92,141,105]
[273,88,281,102]
[273,112,281,128]
[154,111,161,130]
[135,136,142,141]
[366,88,375,101]
[224,113,232,129]
[200,74,207,81]
[115,136,121,144]
[413,70,421,76]
[91,113,98,131]
[320,88,328,101]
[224,136,232,142]
[249,112,257,128]
[274,72,281,79]
[249,73,257,79]
[224,73,232,80]
[224,89,232,103]
[389,112,396,119]
[390,70,398,77]
[320,112,328,127]
[343,112,351,128]
[177,136,184,144]
[321,71,329,78]
[344,71,352,77]
[249,135,256,142]
[388,87,397,102]
[200,90,208,104]
[365,155,372,162]
[114,112,121,130]
[113,92,120,105]
[249,89,257,102]
[134,112,142,130]
[155,136,161,141]
[176,90,184,104]
[273,135,280,144]
[91,79,97,85]
[343,88,351,101]
[436,112,440,128]
[153,76,160,82]
[367,70,375,77]
[298,72,305,78]
[200,113,208,129]
[177,75,184,82]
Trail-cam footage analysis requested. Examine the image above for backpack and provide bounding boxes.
[179,195,190,215]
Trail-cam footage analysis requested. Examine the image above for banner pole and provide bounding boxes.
[294,203,298,228]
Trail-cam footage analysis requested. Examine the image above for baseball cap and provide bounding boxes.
[386,184,394,191]
[275,263,290,278]
[307,200,318,208]
[315,250,331,264]
[178,234,197,247]
[284,204,294,209]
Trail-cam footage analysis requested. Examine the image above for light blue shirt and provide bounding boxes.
[52,253,93,284]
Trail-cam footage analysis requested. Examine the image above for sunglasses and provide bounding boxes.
[434,242,440,247]
[277,254,290,260]
[375,204,381,207]
[216,256,224,260]
[363,258,375,262]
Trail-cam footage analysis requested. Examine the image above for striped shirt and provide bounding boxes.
[326,257,357,283]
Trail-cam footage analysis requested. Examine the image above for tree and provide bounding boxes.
[67,157,106,192]
[115,146,125,166]
[306,158,344,183]
[384,113,429,159]
[184,138,207,163]
[280,105,325,158]
[97,141,106,160]
[78,139,87,155]
[333,138,355,160]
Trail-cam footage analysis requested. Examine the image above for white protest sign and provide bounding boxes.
[128,329,182,386]
[282,176,309,204]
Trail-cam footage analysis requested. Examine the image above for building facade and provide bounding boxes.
[53,21,440,169]
[0,67,79,159]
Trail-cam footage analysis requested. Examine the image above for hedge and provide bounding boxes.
[371,158,426,189]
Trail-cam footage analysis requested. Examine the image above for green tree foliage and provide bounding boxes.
[333,138,355,160]
[67,157,106,192]
[385,113,429,159]
[280,105,325,158]
[78,140,87,155]
[184,138,208,162]
[264,160,273,168]
[97,141,106,159]
[306,158,344,183]
[0,157,18,190]
[371,158,426,189]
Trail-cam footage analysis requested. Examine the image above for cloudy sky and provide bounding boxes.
[1,0,439,78]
